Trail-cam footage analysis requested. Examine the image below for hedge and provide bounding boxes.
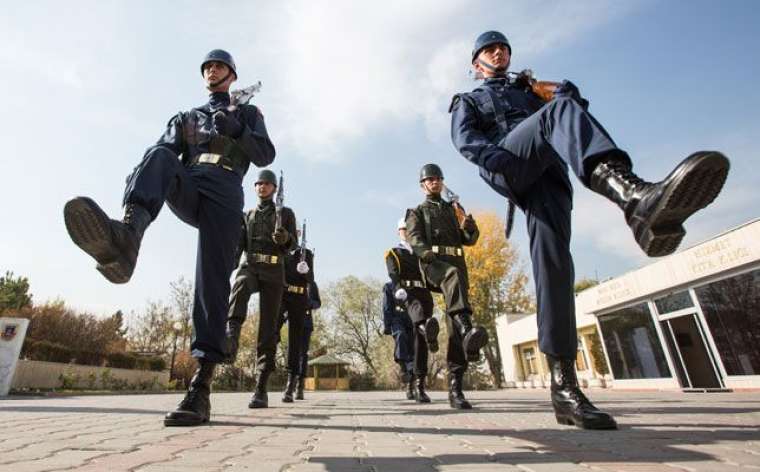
[22,339,166,372]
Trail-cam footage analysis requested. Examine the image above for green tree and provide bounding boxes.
[0,270,33,313]
[464,211,534,388]
[574,277,599,293]
[323,276,384,375]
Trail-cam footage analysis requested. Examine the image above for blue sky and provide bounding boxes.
[1,1,758,320]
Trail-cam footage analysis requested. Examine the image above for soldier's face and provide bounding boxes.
[398,228,408,240]
[421,177,442,195]
[255,181,276,199]
[203,61,236,91]
[475,44,511,77]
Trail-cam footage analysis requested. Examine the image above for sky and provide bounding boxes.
[1,0,758,322]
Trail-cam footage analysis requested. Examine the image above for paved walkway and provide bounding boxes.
[1,389,759,471]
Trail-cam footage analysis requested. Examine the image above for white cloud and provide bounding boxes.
[245,0,637,162]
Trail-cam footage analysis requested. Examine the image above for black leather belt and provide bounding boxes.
[432,245,464,257]
[192,153,241,176]
[250,253,279,264]
[401,280,425,288]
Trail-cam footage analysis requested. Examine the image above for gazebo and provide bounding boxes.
[305,353,350,391]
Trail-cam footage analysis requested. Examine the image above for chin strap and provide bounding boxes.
[477,59,507,77]
[209,71,233,88]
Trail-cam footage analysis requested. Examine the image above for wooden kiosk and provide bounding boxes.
[304,353,350,391]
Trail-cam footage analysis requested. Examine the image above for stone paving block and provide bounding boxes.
[10,449,109,472]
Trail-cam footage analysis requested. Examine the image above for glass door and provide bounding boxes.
[659,313,723,389]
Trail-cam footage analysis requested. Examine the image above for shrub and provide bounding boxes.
[26,340,74,363]
[148,357,167,372]
[106,352,137,369]
[58,370,81,389]
[74,350,105,366]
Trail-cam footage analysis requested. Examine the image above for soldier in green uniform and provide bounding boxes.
[406,163,488,409]
[384,218,440,403]
[224,169,297,408]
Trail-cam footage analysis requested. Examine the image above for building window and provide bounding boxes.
[654,290,694,314]
[523,347,537,375]
[694,269,760,376]
[598,302,671,379]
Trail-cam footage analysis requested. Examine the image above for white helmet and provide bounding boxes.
[397,218,407,230]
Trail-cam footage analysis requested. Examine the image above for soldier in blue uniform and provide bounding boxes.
[384,218,439,403]
[225,169,297,409]
[295,280,321,400]
[450,31,730,429]
[63,49,275,426]
[276,237,315,403]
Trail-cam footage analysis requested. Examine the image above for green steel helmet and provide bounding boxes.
[471,31,511,63]
[200,49,237,78]
[255,169,277,186]
[419,163,444,182]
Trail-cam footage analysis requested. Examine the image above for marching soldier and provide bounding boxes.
[225,169,297,409]
[295,280,321,400]
[276,229,315,403]
[384,218,439,403]
[450,31,729,428]
[406,165,488,409]
[63,49,275,426]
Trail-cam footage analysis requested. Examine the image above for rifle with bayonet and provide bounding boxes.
[442,184,467,226]
[275,171,284,230]
[509,69,561,102]
[228,81,262,110]
[300,220,307,263]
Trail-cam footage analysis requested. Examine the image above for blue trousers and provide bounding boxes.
[297,313,314,378]
[497,97,628,358]
[124,148,243,363]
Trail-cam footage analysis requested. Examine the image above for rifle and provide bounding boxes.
[511,69,561,102]
[299,219,307,263]
[442,184,467,226]
[275,171,284,230]
[228,81,262,110]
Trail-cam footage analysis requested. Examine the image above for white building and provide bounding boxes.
[496,219,760,391]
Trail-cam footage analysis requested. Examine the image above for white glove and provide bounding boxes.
[297,261,310,274]
[394,288,407,301]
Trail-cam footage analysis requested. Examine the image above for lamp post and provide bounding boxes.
[169,321,183,383]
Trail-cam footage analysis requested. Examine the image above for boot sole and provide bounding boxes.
[425,318,440,353]
[248,402,268,409]
[63,197,133,284]
[555,413,618,430]
[164,417,209,427]
[634,151,729,257]
[464,328,489,362]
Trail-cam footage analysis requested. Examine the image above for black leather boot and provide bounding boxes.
[249,370,270,408]
[64,197,151,284]
[282,373,296,403]
[295,376,305,400]
[448,372,472,409]
[406,374,415,400]
[419,318,440,353]
[589,151,729,257]
[453,314,488,362]
[415,375,431,404]
[223,316,245,364]
[547,354,617,430]
[164,360,216,426]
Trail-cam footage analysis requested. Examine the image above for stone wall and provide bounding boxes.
[11,359,169,390]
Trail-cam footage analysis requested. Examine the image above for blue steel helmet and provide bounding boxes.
[200,49,237,78]
[471,31,511,63]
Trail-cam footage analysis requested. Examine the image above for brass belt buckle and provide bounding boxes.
[198,153,222,165]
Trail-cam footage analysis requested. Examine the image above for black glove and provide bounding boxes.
[272,227,290,245]
[383,326,392,336]
[420,250,436,263]
[462,214,477,233]
[213,110,244,137]
[554,80,589,110]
